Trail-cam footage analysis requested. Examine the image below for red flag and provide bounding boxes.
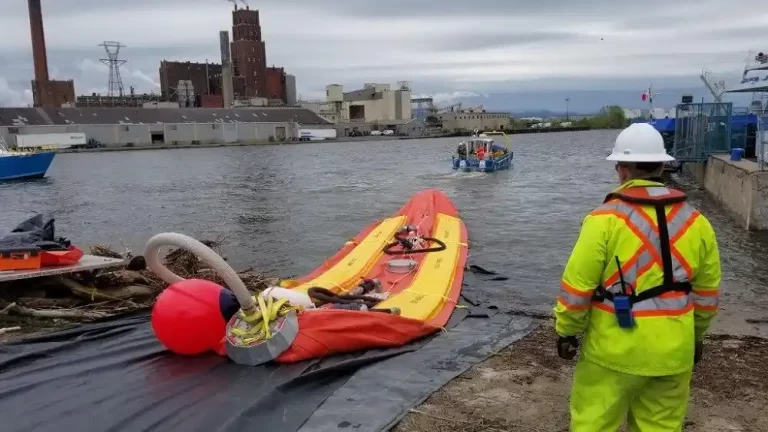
[641,92,648,102]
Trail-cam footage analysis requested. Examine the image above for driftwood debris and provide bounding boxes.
[0,240,274,332]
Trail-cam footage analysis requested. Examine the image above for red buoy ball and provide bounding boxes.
[151,279,237,355]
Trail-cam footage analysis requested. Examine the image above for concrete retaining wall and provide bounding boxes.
[685,155,768,230]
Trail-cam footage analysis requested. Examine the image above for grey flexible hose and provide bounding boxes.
[144,232,255,311]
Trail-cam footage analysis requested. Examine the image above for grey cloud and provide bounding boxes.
[425,31,587,52]
[295,0,698,19]
[5,0,220,16]
[1,0,763,109]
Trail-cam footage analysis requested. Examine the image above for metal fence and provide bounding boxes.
[673,102,733,162]
[759,115,768,170]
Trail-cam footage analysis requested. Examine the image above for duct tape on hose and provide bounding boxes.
[226,311,299,366]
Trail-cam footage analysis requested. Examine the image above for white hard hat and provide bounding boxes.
[606,123,674,162]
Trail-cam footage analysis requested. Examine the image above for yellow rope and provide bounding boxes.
[230,296,299,344]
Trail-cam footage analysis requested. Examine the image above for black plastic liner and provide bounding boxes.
[0,213,71,250]
[0,304,536,432]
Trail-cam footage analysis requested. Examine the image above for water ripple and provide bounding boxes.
[0,131,765,312]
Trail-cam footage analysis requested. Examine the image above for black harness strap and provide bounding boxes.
[655,204,674,289]
[592,199,692,306]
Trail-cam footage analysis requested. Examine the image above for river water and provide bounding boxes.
[2,131,767,314]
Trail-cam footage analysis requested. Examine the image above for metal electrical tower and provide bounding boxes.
[99,41,127,97]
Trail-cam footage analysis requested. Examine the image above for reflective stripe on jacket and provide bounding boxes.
[554,179,721,376]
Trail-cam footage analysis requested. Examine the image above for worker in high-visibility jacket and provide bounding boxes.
[554,123,721,432]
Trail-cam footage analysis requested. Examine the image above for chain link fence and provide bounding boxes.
[673,102,733,162]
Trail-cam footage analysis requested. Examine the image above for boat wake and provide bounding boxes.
[417,171,488,181]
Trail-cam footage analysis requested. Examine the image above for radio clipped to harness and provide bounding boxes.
[612,256,635,329]
[613,295,635,329]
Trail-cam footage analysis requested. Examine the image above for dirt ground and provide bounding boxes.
[394,320,768,432]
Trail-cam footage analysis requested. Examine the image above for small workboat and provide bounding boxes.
[452,130,513,172]
[0,137,56,181]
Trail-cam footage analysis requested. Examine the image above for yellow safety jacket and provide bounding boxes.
[554,179,721,376]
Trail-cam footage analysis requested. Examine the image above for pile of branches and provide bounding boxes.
[0,240,277,334]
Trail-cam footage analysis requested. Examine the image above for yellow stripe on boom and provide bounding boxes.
[374,213,464,321]
[293,216,407,294]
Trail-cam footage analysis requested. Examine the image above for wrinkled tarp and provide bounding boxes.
[0,291,537,432]
[302,309,535,432]
[0,213,62,248]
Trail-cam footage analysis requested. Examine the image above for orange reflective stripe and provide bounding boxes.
[592,295,693,317]
[593,198,697,287]
[692,287,719,311]
[670,208,700,243]
[588,188,701,318]
[561,281,592,298]
[591,209,664,270]
[604,247,655,289]
[666,202,683,224]
[558,281,592,311]
[692,288,719,296]
[557,296,590,311]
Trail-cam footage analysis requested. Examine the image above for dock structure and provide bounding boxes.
[674,50,768,230]
[685,154,768,230]
[0,255,125,283]
[674,102,768,230]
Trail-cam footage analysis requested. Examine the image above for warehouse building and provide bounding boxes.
[440,108,511,133]
[0,107,331,147]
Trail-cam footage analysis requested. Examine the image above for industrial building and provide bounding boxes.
[75,90,165,108]
[439,107,511,133]
[20,0,297,110]
[230,5,267,99]
[159,61,223,104]
[301,83,412,124]
[266,66,287,103]
[157,5,296,108]
[27,0,76,107]
[284,74,297,106]
[0,107,332,148]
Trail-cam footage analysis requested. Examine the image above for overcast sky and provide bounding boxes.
[0,0,766,107]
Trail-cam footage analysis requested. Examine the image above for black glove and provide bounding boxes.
[557,336,579,360]
[694,341,703,364]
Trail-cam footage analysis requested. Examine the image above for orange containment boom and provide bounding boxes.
[275,188,469,363]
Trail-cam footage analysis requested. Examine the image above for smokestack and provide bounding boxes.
[28,0,49,82]
[220,31,234,108]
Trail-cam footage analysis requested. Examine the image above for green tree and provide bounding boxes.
[581,105,628,129]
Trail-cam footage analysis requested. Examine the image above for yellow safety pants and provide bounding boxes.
[570,358,693,432]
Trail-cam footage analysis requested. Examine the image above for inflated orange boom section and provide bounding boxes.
[275,189,469,363]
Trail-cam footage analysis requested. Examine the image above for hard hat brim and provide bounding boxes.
[606,152,675,162]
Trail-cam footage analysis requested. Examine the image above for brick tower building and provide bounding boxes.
[230,5,267,99]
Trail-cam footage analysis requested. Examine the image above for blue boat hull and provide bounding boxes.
[452,152,513,172]
[0,152,56,181]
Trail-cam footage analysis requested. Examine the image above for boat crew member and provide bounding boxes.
[457,142,468,158]
[554,123,721,431]
[476,143,486,160]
